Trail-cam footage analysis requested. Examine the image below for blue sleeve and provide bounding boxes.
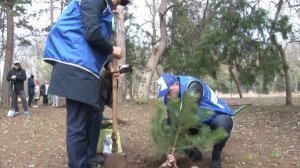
[80,0,113,55]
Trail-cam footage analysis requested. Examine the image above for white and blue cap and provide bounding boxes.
[14,60,20,65]
[157,73,178,98]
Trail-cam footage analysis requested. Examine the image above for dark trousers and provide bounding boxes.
[10,91,15,109]
[28,94,34,107]
[66,99,102,168]
[88,103,103,162]
[179,114,233,161]
[210,114,233,160]
[43,95,48,105]
[12,90,28,112]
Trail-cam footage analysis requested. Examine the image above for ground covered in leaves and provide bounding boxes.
[0,95,300,168]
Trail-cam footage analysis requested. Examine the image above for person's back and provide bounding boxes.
[42,0,130,167]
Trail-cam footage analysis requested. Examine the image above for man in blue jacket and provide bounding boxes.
[43,0,130,167]
[157,74,234,168]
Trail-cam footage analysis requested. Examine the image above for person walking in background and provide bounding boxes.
[40,81,50,106]
[27,75,35,107]
[33,79,40,108]
[51,94,59,107]
[6,61,30,117]
[43,0,130,167]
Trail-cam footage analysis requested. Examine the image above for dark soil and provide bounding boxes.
[0,96,300,168]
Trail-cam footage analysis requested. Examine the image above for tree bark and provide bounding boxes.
[0,8,5,60]
[137,0,168,101]
[269,0,293,105]
[156,64,164,77]
[50,0,54,26]
[0,1,14,107]
[115,7,127,103]
[278,45,293,105]
[228,66,243,98]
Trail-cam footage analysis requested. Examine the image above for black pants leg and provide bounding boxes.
[12,92,19,112]
[10,91,15,109]
[28,94,33,107]
[43,95,48,105]
[210,114,233,160]
[19,90,28,111]
[87,105,103,161]
[66,99,98,168]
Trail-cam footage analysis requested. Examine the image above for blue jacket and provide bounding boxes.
[28,77,35,95]
[43,0,113,78]
[167,76,233,124]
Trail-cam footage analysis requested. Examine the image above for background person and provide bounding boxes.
[27,75,35,107]
[51,94,59,107]
[40,81,50,106]
[6,61,30,117]
[33,79,40,107]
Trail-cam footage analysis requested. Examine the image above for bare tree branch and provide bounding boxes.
[160,0,186,16]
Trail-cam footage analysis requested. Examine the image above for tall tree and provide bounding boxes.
[0,4,5,61]
[0,0,32,107]
[137,0,168,101]
[1,0,14,107]
[115,6,127,102]
[268,0,293,105]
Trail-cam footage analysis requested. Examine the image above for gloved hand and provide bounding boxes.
[100,68,111,79]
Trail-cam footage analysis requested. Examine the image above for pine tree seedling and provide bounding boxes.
[151,91,227,167]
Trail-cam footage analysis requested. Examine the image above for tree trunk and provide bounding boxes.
[0,9,5,60]
[228,66,243,98]
[50,0,54,26]
[115,7,127,103]
[137,0,168,101]
[278,45,293,105]
[0,1,14,108]
[269,0,293,105]
[156,64,164,77]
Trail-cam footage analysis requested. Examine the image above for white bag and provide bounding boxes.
[103,135,113,154]
[7,109,15,118]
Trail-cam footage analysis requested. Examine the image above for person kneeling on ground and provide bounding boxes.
[157,74,234,168]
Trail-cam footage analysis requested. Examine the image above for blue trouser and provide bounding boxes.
[88,104,103,163]
[210,114,233,160]
[172,114,233,161]
[66,99,102,168]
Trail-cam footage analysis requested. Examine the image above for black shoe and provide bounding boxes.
[211,158,222,168]
[185,148,203,162]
